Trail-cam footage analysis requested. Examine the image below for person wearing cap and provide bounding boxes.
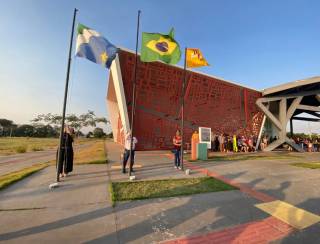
[122,131,138,174]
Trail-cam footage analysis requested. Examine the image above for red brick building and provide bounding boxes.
[107,48,263,150]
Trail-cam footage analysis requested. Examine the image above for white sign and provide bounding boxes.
[199,127,211,149]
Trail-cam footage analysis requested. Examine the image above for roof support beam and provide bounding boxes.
[256,96,305,152]
[286,96,302,123]
[256,98,282,130]
[258,96,295,103]
[297,105,320,112]
[292,117,320,122]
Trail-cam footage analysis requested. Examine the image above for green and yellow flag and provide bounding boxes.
[141,28,181,64]
[186,48,209,68]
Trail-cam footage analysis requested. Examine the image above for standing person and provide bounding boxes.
[57,126,74,178]
[237,136,243,152]
[173,129,182,169]
[219,133,225,153]
[214,135,219,151]
[226,136,233,152]
[210,132,215,152]
[122,132,138,174]
[233,135,238,152]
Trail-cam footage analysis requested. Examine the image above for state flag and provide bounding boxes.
[75,23,118,69]
[186,48,209,68]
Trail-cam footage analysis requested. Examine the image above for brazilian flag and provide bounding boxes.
[141,28,181,64]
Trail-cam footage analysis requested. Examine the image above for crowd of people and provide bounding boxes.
[211,133,258,153]
[210,133,320,153]
[292,137,320,152]
[119,129,320,175]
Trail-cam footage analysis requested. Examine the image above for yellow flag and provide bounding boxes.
[186,48,209,68]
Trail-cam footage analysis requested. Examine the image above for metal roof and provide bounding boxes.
[262,76,320,96]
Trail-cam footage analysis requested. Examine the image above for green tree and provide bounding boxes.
[32,111,109,135]
[0,118,17,136]
[15,124,35,137]
[33,124,58,138]
[93,127,106,138]
[86,131,93,138]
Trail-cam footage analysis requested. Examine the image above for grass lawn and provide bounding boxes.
[188,153,302,162]
[0,137,97,155]
[110,177,237,204]
[74,140,107,165]
[44,139,107,165]
[0,163,49,190]
[291,162,320,169]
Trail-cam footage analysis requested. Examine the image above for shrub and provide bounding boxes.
[93,128,106,138]
[31,146,44,152]
[16,145,27,153]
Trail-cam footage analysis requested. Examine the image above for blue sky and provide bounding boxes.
[1,0,320,133]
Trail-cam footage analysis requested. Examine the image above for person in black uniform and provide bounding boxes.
[57,126,74,178]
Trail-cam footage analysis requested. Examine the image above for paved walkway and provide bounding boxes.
[0,141,320,243]
[0,164,117,243]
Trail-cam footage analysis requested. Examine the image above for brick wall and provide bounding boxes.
[115,49,263,150]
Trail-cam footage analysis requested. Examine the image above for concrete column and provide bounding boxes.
[290,118,293,137]
[279,98,287,140]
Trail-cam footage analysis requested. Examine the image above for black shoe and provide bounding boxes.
[122,169,126,174]
[130,169,135,173]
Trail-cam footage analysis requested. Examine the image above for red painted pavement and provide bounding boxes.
[162,216,294,244]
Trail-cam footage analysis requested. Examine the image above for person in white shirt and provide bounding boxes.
[122,132,138,174]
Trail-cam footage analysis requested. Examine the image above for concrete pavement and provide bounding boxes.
[181,152,320,243]
[0,164,118,243]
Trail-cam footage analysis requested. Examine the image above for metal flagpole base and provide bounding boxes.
[129,175,136,181]
[49,182,60,189]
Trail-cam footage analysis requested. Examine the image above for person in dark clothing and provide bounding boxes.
[226,136,233,152]
[57,126,74,178]
[214,136,219,152]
